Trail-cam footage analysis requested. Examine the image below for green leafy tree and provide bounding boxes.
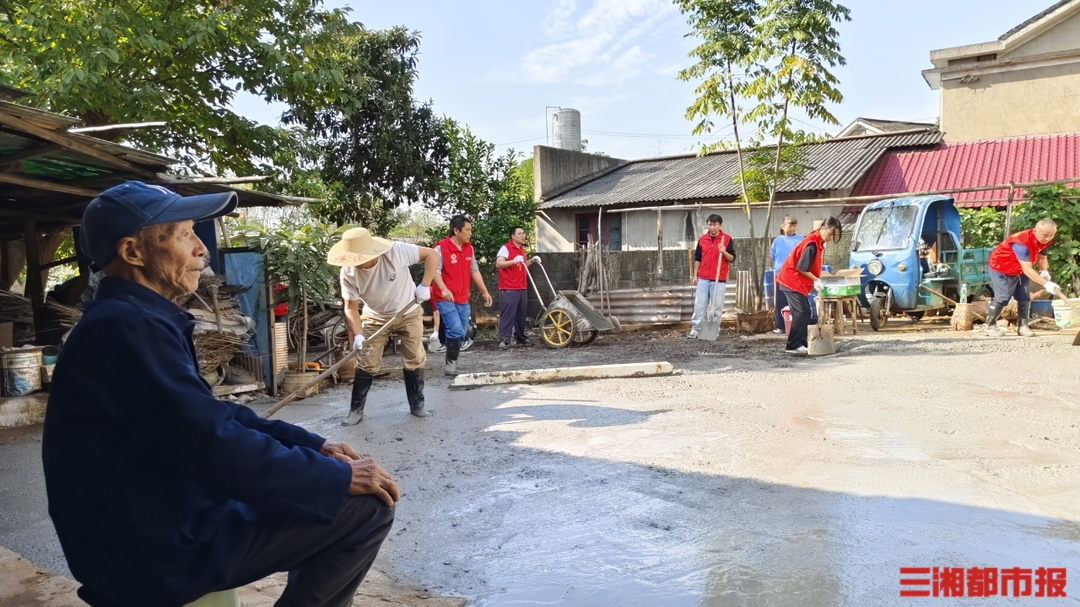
[1014,185,1080,295]
[285,26,449,234]
[0,0,351,177]
[958,207,1005,249]
[746,0,850,285]
[424,120,537,262]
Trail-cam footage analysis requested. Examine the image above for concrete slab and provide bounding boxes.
[0,393,47,428]
[448,361,673,389]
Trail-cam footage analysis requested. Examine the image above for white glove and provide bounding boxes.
[813,280,824,293]
[353,334,365,351]
[1044,281,1061,296]
[532,256,541,264]
[1040,270,1052,282]
[414,284,430,303]
[513,255,525,264]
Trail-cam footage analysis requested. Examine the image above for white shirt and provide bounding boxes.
[340,242,420,320]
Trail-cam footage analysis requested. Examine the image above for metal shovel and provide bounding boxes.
[697,242,725,341]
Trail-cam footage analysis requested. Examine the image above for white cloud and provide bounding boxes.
[518,0,677,86]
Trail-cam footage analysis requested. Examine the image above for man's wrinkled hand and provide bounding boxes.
[347,457,400,506]
[320,440,361,463]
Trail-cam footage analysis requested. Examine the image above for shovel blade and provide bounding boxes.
[1073,331,1080,346]
[697,317,721,341]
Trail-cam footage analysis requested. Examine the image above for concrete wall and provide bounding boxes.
[941,61,1080,141]
[940,13,1080,142]
[533,146,627,202]
[1005,11,1080,59]
[536,210,576,253]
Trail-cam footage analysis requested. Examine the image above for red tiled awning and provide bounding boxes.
[853,132,1080,207]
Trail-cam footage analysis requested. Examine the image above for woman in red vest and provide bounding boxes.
[984,218,1058,336]
[776,217,842,355]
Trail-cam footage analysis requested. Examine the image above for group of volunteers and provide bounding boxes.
[691,211,1062,355]
[325,215,541,425]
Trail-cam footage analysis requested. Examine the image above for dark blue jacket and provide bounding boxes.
[42,277,351,607]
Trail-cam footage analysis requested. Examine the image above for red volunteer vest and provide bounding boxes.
[696,231,732,281]
[777,231,825,296]
[434,237,474,304]
[497,240,528,290]
[989,228,1051,276]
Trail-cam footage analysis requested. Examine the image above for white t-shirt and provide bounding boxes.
[340,242,420,320]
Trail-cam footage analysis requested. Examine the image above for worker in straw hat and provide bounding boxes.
[327,227,439,424]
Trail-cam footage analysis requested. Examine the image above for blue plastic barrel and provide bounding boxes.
[763,270,775,310]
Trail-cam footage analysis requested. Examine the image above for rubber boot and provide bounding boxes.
[444,339,460,376]
[1017,301,1035,337]
[342,370,373,425]
[983,303,1005,336]
[403,368,428,417]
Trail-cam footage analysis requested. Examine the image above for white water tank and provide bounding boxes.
[552,108,581,151]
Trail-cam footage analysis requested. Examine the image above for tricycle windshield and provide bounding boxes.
[853,205,919,251]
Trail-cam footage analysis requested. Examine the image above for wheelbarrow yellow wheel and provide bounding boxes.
[541,309,575,348]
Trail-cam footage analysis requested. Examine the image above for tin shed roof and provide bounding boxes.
[852,132,1080,207]
[540,130,943,210]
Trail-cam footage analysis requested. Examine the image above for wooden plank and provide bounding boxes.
[0,143,61,168]
[0,109,156,178]
[449,361,674,389]
[212,382,265,397]
[0,172,99,197]
[23,220,44,333]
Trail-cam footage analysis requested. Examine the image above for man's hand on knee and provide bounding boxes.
[347,457,400,506]
[321,440,362,462]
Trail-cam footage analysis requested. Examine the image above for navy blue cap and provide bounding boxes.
[81,181,238,270]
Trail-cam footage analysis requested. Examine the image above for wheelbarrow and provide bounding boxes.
[527,260,615,348]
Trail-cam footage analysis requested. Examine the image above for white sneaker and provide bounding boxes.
[688,331,699,339]
[784,346,808,355]
[461,338,474,351]
[772,328,783,334]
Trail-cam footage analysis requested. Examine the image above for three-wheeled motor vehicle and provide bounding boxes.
[849,195,993,330]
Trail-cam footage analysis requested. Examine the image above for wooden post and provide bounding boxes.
[24,220,44,335]
[656,208,664,275]
[1003,182,1015,238]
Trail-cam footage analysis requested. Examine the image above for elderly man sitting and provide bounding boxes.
[42,182,399,607]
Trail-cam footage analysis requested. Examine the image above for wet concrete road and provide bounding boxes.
[3,333,1080,605]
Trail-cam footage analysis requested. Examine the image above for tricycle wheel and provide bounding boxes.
[906,311,925,322]
[869,296,889,331]
[541,309,575,348]
[576,330,598,345]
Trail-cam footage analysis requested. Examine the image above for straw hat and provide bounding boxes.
[326,227,393,267]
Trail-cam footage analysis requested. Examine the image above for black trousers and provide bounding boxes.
[216,496,394,607]
[773,282,789,330]
[782,287,810,351]
[498,289,528,343]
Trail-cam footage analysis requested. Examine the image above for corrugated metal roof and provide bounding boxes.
[852,132,1080,207]
[540,130,943,209]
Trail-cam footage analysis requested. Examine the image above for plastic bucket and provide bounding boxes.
[1053,300,1080,329]
[2,349,42,396]
[1031,300,1053,318]
[782,307,792,335]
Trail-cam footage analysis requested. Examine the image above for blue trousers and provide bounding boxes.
[499,289,528,343]
[435,300,471,342]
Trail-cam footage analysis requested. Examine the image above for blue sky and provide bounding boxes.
[236,0,1053,160]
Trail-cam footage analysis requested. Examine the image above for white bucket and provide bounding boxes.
[2,349,42,396]
[1052,299,1080,329]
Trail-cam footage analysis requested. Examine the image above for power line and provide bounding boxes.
[494,135,547,146]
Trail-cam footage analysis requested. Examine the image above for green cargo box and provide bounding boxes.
[822,284,862,297]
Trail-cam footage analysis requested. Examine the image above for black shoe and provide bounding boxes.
[342,370,373,425]
[403,368,428,417]
[515,338,532,347]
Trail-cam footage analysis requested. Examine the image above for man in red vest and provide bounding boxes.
[984,218,1058,337]
[495,226,540,349]
[777,217,842,354]
[432,215,493,375]
[689,214,736,338]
